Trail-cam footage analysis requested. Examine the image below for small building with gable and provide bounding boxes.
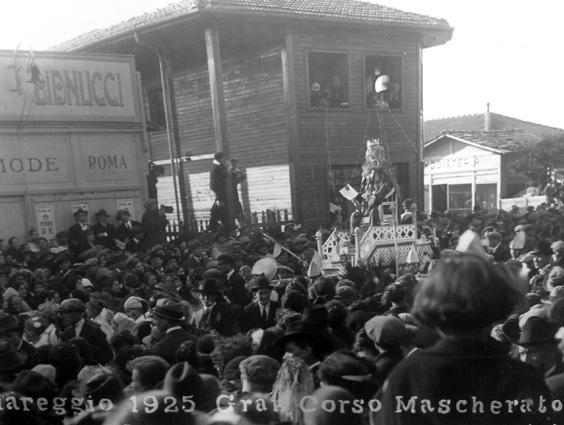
[423,105,564,213]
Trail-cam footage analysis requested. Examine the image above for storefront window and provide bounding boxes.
[365,55,402,109]
[448,184,471,210]
[308,52,350,109]
[475,184,497,211]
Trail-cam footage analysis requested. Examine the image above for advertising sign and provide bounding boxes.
[0,51,139,122]
[36,206,56,237]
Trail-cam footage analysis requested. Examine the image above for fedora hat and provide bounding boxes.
[200,279,222,296]
[251,275,273,291]
[0,341,26,373]
[533,241,553,256]
[274,320,335,353]
[94,208,110,218]
[518,317,559,346]
[151,299,185,322]
[0,312,22,335]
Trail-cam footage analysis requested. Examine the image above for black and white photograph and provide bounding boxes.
[1,0,564,424]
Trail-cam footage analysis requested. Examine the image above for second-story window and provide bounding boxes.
[147,87,166,129]
[308,52,349,109]
[365,55,402,109]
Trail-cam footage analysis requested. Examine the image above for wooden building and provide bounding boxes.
[56,0,452,228]
[0,51,145,240]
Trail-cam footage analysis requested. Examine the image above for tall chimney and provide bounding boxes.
[484,102,491,131]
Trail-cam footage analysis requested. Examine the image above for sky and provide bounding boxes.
[1,0,563,128]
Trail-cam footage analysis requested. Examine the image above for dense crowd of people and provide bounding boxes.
[2,199,564,424]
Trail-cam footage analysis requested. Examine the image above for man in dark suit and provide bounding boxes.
[150,299,198,364]
[218,254,251,307]
[67,208,91,255]
[116,209,142,246]
[209,152,228,231]
[487,231,511,262]
[191,279,239,337]
[240,275,280,332]
[59,298,112,364]
[92,208,116,249]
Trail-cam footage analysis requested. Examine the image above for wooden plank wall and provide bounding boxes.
[292,26,421,227]
[147,44,290,221]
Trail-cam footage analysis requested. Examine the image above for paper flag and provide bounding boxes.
[406,244,419,263]
[339,184,359,201]
[307,250,323,278]
[456,230,488,258]
[273,242,282,258]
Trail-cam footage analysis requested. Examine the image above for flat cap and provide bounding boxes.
[364,315,408,347]
[60,298,86,313]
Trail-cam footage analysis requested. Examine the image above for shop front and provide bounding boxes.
[0,51,146,240]
[423,134,502,213]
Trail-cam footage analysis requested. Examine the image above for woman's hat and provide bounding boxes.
[151,299,185,322]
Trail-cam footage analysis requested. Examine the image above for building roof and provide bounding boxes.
[52,0,452,51]
[425,130,543,154]
[424,112,564,141]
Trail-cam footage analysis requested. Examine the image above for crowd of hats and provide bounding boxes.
[1,201,564,424]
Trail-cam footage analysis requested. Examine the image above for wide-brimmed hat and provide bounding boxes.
[273,320,335,353]
[533,241,553,256]
[0,341,26,373]
[94,209,110,218]
[151,299,185,322]
[0,312,22,335]
[518,317,559,346]
[251,275,273,291]
[200,279,222,296]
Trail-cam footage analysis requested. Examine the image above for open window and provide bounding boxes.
[308,52,350,109]
[365,55,402,109]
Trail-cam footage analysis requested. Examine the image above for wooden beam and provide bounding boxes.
[205,27,229,156]
[281,30,300,222]
[205,27,234,232]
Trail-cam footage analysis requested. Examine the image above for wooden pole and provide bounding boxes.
[205,27,234,233]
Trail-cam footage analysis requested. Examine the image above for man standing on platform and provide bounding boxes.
[210,152,228,231]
